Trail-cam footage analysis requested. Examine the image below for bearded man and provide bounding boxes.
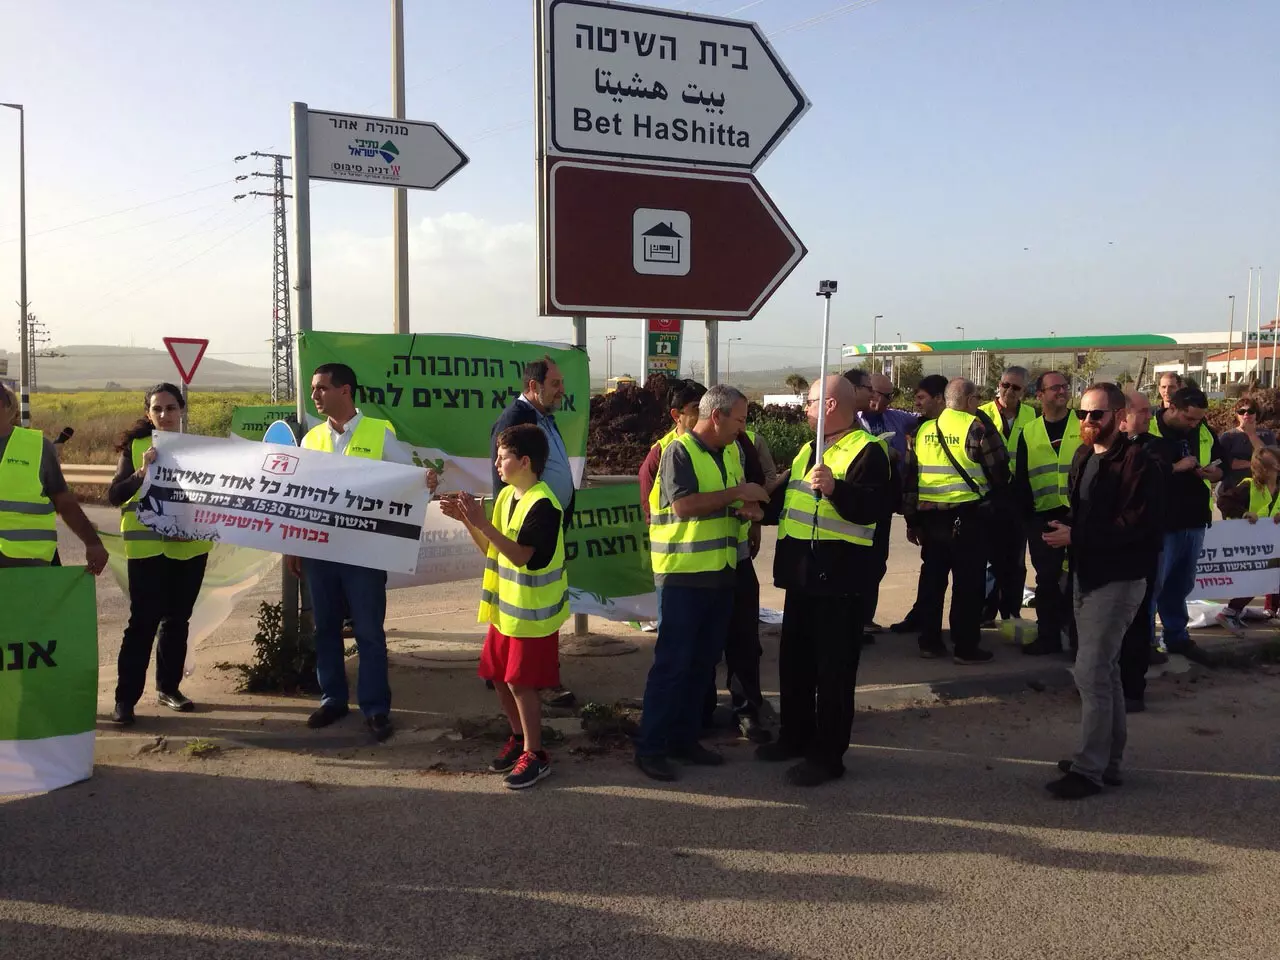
[1040,383,1161,800]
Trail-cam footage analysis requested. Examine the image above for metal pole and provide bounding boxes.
[1272,274,1280,388]
[639,318,648,386]
[180,382,188,433]
[705,320,719,386]
[1246,267,1255,383]
[572,314,589,639]
[392,0,410,334]
[815,292,833,464]
[286,101,314,647]
[1226,295,1235,386]
[2,104,30,427]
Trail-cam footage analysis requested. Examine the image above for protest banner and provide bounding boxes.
[296,331,589,494]
[1188,518,1280,601]
[136,432,430,574]
[563,483,657,621]
[0,568,98,795]
[229,405,298,441]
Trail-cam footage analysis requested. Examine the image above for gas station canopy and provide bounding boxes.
[841,331,1256,358]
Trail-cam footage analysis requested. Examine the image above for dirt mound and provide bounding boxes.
[587,374,674,475]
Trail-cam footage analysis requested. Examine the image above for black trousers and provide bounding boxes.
[115,553,208,706]
[915,507,988,656]
[985,499,1027,620]
[863,514,892,625]
[1026,515,1073,651]
[778,589,863,770]
[706,560,765,719]
[1120,567,1157,702]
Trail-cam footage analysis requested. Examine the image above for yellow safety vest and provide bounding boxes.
[779,430,882,546]
[1150,415,1214,507]
[478,481,569,638]
[979,400,1036,453]
[648,432,743,576]
[915,409,990,505]
[301,416,392,459]
[118,435,213,561]
[1023,414,1082,513]
[1239,478,1280,518]
[0,426,57,563]
[656,428,679,452]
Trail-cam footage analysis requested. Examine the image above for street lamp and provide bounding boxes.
[1226,294,1236,386]
[956,326,965,340]
[604,335,616,383]
[2,103,27,426]
[725,336,743,380]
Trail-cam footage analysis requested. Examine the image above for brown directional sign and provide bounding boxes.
[543,159,806,319]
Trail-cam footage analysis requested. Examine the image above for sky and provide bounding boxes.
[1,0,1278,379]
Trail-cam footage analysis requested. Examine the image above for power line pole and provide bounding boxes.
[24,312,48,394]
[234,153,295,401]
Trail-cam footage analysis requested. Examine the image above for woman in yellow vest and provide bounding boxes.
[1215,446,1280,636]
[106,383,212,725]
[442,424,568,789]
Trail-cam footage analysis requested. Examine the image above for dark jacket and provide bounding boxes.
[1066,435,1162,593]
[764,432,892,598]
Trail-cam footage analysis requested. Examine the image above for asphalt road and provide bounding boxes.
[4,670,1279,959]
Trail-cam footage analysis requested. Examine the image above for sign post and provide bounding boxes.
[645,318,683,381]
[162,336,209,434]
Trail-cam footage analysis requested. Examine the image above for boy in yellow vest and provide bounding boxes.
[442,424,568,789]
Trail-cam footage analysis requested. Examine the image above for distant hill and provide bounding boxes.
[0,345,270,391]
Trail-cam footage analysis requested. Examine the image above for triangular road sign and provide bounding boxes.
[163,337,209,385]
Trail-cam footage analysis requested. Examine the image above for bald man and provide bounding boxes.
[757,370,892,786]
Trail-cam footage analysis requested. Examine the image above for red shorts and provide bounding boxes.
[478,625,561,689]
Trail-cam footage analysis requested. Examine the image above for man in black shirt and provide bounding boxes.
[1150,387,1222,663]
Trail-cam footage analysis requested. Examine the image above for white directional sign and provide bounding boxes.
[541,0,810,171]
[306,109,468,191]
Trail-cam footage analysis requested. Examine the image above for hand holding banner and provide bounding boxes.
[137,432,430,574]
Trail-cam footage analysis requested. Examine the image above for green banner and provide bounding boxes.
[296,331,589,459]
[0,567,98,741]
[229,405,297,441]
[565,483,656,619]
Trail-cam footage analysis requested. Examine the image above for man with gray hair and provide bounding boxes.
[636,383,770,781]
[903,378,1009,662]
[979,366,1034,625]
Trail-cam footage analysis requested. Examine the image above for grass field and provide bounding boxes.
[31,391,270,465]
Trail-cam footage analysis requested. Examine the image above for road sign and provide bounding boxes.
[306,108,468,191]
[545,160,805,319]
[163,337,209,385]
[262,420,300,446]
[541,0,809,171]
[646,318,683,377]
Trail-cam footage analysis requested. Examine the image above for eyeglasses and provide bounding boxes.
[874,389,894,400]
[1081,409,1118,422]
[998,382,1023,392]
[1042,383,1070,393]
[1237,408,1259,416]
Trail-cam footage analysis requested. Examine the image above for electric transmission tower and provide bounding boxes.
[235,152,294,402]
[23,312,49,393]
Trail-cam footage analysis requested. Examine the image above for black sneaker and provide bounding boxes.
[504,751,551,790]
[890,618,919,634]
[755,739,805,763]
[1046,771,1102,800]
[669,742,725,766]
[490,734,525,773]
[737,713,772,744]
[1020,638,1062,656]
[919,641,949,659]
[306,703,350,729]
[111,702,136,725]
[156,690,194,713]
[1148,648,1169,665]
[1058,759,1122,787]
[367,714,393,742]
[954,648,995,665]
[635,754,677,781]
[864,621,884,635]
[785,760,844,787]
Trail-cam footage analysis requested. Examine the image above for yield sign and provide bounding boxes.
[163,337,209,385]
[544,159,805,319]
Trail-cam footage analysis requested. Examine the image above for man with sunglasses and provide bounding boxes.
[1149,386,1223,665]
[979,366,1036,625]
[856,372,919,633]
[1014,372,1082,656]
[1042,382,1161,799]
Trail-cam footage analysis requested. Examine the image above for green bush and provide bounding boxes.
[750,418,811,470]
[235,601,319,694]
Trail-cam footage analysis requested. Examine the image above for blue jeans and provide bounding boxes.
[636,583,734,758]
[1154,527,1206,651]
[303,558,391,717]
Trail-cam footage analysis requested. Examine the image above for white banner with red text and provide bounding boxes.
[136,432,430,574]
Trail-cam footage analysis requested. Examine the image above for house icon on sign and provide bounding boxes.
[641,221,683,264]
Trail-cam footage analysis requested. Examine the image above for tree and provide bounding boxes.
[784,372,809,395]
[983,354,1007,400]
[894,356,924,390]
